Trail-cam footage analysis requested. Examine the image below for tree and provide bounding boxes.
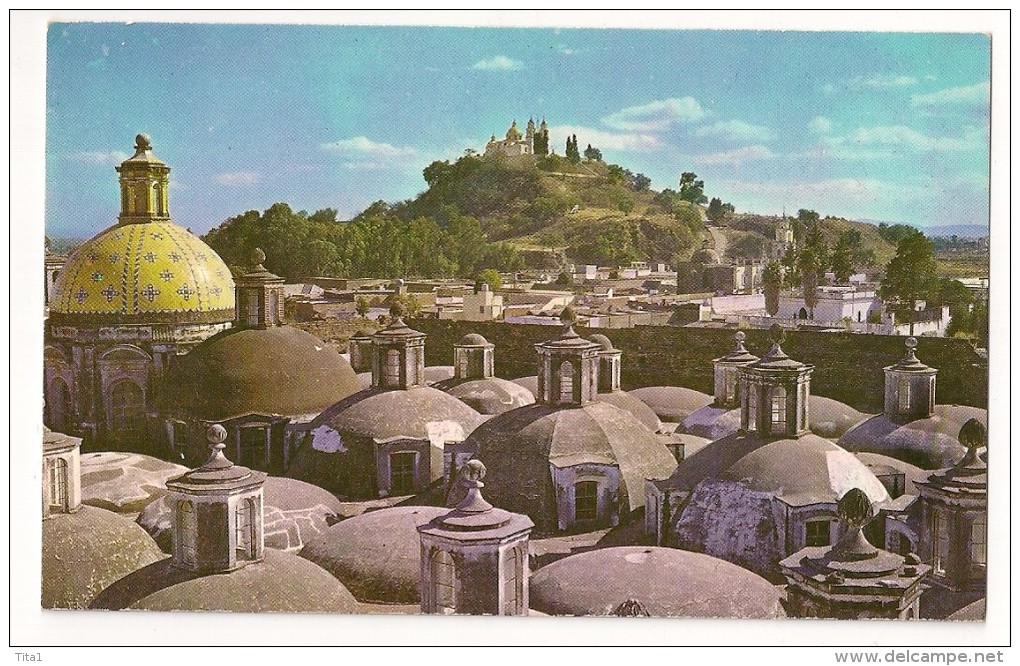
[706,197,730,223]
[583,144,602,162]
[355,294,371,317]
[679,172,707,204]
[799,247,824,319]
[830,235,854,284]
[879,231,940,334]
[475,268,503,293]
[763,261,783,317]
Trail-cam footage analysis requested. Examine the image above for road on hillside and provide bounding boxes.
[705,225,729,259]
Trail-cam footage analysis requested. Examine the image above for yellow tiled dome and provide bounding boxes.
[50,221,235,323]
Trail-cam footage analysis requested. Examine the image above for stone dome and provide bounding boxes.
[138,476,344,553]
[530,546,784,618]
[299,505,447,604]
[629,386,713,424]
[42,505,164,609]
[691,247,722,265]
[168,325,362,422]
[90,549,359,613]
[437,376,535,415]
[837,405,987,469]
[467,402,677,532]
[457,333,490,347]
[723,435,889,505]
[49,221,234,324]
[80,451,188,517]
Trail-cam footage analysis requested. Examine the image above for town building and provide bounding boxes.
[44,135,235,452]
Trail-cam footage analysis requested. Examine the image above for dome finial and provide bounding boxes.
[832,488,878,560]
[201,423,233,469]
[135,133,152,153]
[453,460,493,514]
[956,418,987,468]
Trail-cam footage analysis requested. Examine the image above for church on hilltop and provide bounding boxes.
[484,118,550,158]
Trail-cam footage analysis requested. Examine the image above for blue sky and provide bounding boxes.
[46,23,990,238]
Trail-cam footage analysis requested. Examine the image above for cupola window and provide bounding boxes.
[432,550,457,615]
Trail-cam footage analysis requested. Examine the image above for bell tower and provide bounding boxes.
[116,134,171,224]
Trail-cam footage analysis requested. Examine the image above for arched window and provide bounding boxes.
[178,500,197,566]
[898,378,911,413]
[747,388,758,432]
[574,480,598,523]
[47,377,71,431]
[432,550,457,614]
[235,498,257,561]
[932,510,949,575]
[970,514,987,567]
[384,349,401,387]
[48,458,68,512]
[502,546,523,615]
[109,379,145,438]
[558,361,574,403]
[770,386,787,433]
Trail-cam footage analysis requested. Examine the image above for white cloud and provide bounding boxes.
[694,119,773,142]
[808,116,833,135]
[820,124,985,157]
[320,136,417,158]
[215,171,260,187]
[471,55,523,71]
[911,81,990,108]
[68,150,129,166]
[858,74,918,88]
[693,145,774,165]
[549,125,661,153]
[601,97,705,131]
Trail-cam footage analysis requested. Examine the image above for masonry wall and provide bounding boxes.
[409,319,987,415]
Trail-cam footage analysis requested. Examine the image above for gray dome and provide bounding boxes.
[80,451,187,516]
[299,505,448,604]
[43,506,164,609]
[457,333,490,347]
[629,386,713,423]
[91,549,359,613]
[530,546,784,618]
[138,476,343,553]
[468,402,677,532]
[169,325,362,421]
[837,405,987,469]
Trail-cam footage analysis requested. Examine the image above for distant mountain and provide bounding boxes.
[856,219,988,239]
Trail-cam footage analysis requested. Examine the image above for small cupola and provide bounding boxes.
[418,460,534,616]
[713,331,759,409]
[780,488,929,619]
[739,325,813,438]
[914,418,987,592]
[454,333,494,380]
[42,428,82,519]
[884,337,938,422]
[166,424,267,574]
[535,307,601,407]
[371,301,426,390]
[589,334,622,393]
[116,134,171,224]
[234,248,284,329]
[348,328,376,373]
